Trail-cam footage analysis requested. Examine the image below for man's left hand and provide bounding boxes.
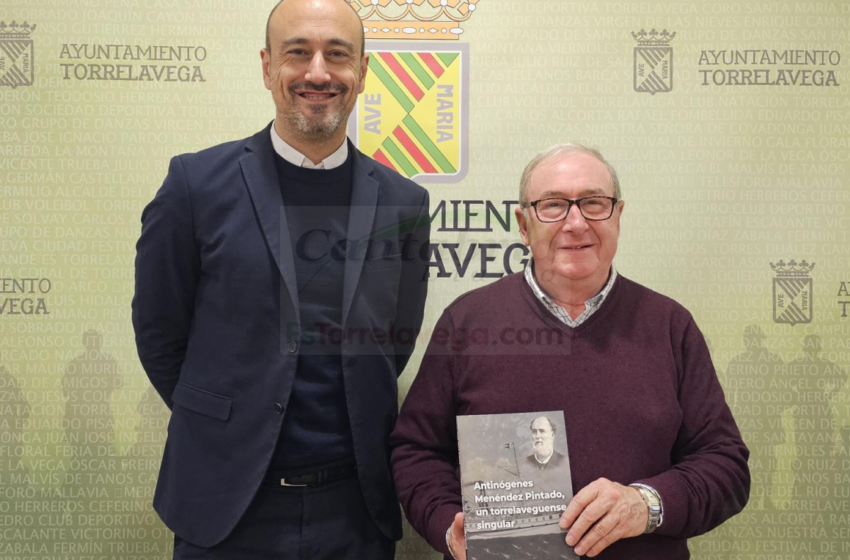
[558,478,647,557]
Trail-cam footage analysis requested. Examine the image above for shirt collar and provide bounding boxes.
[585,264,618,309]
[534,450,554,465]
[270,122,349,170]
[525,262,618,324]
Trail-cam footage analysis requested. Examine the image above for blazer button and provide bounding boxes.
[274,403,285,415]
[287,340,297,353]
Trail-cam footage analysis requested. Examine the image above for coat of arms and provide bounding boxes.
[770,259,815,326]
[632,28,674,95]
[0,21,35,89]
[347,0,475,183]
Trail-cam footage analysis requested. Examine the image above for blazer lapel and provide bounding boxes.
[342,149,379,328]
[240,127,301,314]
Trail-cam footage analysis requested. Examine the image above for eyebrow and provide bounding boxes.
[280,37,356,51]
[538,188,608,198]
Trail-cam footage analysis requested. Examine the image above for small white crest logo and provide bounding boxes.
[632,28,674,95]
[0,21,36,89]
[770,259,815,326]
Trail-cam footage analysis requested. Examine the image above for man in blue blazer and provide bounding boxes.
[132,0,430,557]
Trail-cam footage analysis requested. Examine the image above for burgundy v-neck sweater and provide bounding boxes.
[391,273,750,560]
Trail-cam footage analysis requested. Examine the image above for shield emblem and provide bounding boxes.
[350,41,468,183]
[634,45,673,95]
[773,275,813,326]
[0,36,34,89]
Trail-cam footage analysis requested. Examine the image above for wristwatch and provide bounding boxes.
[630,484,663,534]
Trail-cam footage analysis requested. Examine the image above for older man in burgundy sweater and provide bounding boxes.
[390,145,750,559]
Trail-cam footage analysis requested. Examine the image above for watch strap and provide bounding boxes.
[630,483,663,533]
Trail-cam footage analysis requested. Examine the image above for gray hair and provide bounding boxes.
[265,0,366,58]
[518,143,621,207]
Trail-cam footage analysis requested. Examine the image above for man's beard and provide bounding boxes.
[282,81,353,140]
[534,442,553,457]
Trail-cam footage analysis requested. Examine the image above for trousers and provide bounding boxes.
[173,476,395,560]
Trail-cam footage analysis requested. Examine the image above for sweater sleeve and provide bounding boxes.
[635,315,751,538]
[390,311,463,557]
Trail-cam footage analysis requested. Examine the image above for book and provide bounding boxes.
[457,411,579,560]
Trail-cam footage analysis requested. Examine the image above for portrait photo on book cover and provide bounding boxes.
[457,411,578,560]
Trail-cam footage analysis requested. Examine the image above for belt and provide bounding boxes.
[272,462,357,487]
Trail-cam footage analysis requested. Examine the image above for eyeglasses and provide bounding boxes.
[524,196,619,222]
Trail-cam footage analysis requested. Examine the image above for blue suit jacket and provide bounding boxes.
[132,125,430,547]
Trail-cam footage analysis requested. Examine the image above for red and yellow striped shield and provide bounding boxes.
[351,42,468,183]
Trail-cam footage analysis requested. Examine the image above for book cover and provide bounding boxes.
[457,411,579,560]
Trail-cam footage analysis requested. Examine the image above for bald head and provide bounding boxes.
[530,416,556,434]
[265,0,366,58]
[260,0,370,158]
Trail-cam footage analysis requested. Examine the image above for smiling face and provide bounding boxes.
[262,0,367,146]
[516,152,623,294]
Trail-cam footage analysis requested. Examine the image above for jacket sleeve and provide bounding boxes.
[635,315,751,538]
[392,189,431,376]
[391,310,462,557]
[131,156,201,409]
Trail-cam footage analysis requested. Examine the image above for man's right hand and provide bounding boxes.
[448,512,466,560]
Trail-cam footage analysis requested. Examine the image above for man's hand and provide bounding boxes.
[448,512,466,560]
[559,478,647,557]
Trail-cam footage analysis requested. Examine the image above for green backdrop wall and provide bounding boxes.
[1,0,849,558]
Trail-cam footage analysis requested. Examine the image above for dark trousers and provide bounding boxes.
[173,477,395,560]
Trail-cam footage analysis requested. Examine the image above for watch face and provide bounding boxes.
[638,487,660,508]
[633,485,661,532]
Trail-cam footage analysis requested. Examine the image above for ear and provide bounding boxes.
[612,199,624,231]
[358,53,369,94]
[261,48,273,91]
[515,206,530,246]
